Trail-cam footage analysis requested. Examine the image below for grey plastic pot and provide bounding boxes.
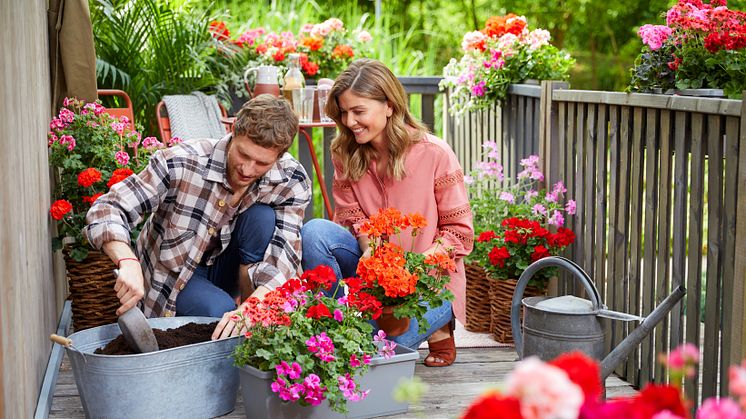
[238,345,419,419]
[64,316,240,419]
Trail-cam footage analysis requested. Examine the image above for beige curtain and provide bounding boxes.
[48,0,97,113]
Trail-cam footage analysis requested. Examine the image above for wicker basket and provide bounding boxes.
[489,278,543,344]
[464,262,492,332]
[64,249,119,330]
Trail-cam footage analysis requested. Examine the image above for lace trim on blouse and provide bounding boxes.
[439,203,472,224]
[333,179,352,190]
[434,169,465,192]
[441,226,474,248]
[334,205,366,226]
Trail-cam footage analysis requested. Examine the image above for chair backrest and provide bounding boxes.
[97,89,135,129]
[156,99,229,144]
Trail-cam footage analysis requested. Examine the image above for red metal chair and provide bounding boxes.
[156,100,230,144]
[97,89,136,129]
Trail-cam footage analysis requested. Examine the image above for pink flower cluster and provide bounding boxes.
[270,370,325,405]
[373,330,398,359]
[505,357,585,419]
[337,373,370,402]
[638,24,674,50]
[306,332,336,362]
[517,155,544,181]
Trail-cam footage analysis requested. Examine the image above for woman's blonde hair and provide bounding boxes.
[326,58,428,181]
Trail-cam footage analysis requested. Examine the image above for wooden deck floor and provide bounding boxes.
[49,347,636,418]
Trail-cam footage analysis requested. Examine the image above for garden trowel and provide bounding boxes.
[114,269,159,353]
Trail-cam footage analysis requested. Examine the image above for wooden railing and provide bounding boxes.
[445,81,746,406]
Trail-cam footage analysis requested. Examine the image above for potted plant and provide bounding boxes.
[440,13,574,116]
[464,141,575,341]
[48,97,165,329]
[208,17,374,108]
[231,265,419,418]
[628,0,746,98]
[356,208,456,336]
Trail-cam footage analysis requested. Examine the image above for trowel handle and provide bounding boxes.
[50,334,72,347]
[511,256,601,357]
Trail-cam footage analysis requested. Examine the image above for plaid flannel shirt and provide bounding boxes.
[84,135,311,317]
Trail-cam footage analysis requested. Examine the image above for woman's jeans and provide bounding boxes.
[175,204,275,317]
[301,218,453,350]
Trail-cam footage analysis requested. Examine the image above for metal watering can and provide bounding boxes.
[510,256,686,379]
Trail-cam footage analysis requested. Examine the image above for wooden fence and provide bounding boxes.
[443,80,746,406]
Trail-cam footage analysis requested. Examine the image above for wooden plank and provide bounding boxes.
[615,106,633,378]
[516,95,526,168]
[594,104,607,303]
[507,83,542,98]
[533,96,541,156]
[702,114,723,398]
[564,102,577,295]
[605,105,619,360]
[640,108,659,385]
[574,103,586,289]
[735,100,746,364]
[552,90,741,116]
[685,112,705,404]
[627,107,646,387]
[721,115,743,394]
[421,94,435,133]
[654,110,673,384]
[583,104,597,284]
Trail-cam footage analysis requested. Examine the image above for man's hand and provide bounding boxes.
[212,285,272,340]
[114,259,146,316]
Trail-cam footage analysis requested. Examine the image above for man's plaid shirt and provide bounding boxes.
[84,135,311,317]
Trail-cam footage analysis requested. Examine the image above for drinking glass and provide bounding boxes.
[317,87,332,123]
[297,87,315,123]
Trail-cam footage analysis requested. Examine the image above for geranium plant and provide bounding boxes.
[440,14,574,116]
[48,97,169,261]
[355,208,455,334]
[628,0,746,98]
[209,18,373,100]
[232,265,400,414]
[466,142,575,289]
[462,343,746,419]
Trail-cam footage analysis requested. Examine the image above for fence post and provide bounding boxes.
[731,94,746,365]
[539,81,568,185]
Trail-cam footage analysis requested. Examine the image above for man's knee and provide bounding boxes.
[235,204,276,263]
[301,218,335,253]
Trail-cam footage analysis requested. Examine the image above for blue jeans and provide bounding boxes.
[301,218,453,349]
[175,204,275,317]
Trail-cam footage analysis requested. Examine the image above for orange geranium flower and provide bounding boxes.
[301,36,324,51]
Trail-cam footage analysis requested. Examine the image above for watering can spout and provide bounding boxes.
[600,284,686,379]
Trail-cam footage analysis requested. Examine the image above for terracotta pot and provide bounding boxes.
[376,306,411,336]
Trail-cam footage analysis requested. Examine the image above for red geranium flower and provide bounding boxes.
[107,168,134,188]
[549,351,603,401]
[300,264,336,291]
[77,167,102,187]
[488,246,510,267]
[477,230,497,242]
[530,245,550,262]
[463,391,523,419]
[306,303,332,319]
[82,193,104,205]
[50,199,73,220]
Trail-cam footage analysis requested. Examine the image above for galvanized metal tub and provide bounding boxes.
[238,345,419,419]
[65,316,239,419]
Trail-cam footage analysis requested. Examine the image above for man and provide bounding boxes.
[84,95,311,339]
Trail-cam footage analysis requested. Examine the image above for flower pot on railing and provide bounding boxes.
[238,345,419,419]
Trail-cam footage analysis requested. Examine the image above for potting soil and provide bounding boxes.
[94,321,218,355]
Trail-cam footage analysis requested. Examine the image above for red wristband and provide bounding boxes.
[116,257,140,268]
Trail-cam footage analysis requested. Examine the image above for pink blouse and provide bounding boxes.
[332,133,474,324]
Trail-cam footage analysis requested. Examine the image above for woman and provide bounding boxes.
[301,59,473,367]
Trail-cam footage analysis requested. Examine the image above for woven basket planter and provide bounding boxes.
[488,278,543,344]
[464,262,491,333]
[64,249,119,330]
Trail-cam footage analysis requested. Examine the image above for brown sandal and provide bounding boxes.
[424,319,456,367]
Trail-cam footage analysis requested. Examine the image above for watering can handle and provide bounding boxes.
[511,256,602,357]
